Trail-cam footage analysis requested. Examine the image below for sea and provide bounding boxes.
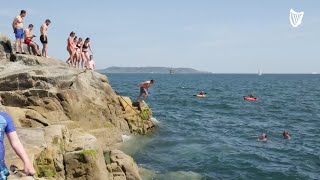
[105,73,320,180]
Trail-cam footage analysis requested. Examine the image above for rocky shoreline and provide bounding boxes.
[0,33,155,180]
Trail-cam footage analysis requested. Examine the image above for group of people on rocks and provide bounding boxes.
[12,10,50,57]
[66,32,95,70]
[11,10,95,70]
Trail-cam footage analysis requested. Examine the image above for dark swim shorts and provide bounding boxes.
[140,87,147,96]
[40,35,48,44]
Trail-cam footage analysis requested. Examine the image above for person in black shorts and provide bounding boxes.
[40,19,51,57]
[40,34,48,44]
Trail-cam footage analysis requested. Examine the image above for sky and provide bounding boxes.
[1,0,320,73]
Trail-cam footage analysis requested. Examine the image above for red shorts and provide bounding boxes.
[24,39,32,45]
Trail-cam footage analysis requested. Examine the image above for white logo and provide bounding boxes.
[289,9,304,28]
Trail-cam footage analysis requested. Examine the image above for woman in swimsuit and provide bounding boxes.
[81,38,93,68]
[72,36,78,67]
[66,32,76,66]
[75,38,83,68]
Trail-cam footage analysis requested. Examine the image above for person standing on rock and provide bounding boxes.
[24,24,41,56]
[136,79,154,102]
[66,31,76,66]
[12,10,27,54]
[40,19,51,58]
[0,111,35,178]
[81,38,93,68]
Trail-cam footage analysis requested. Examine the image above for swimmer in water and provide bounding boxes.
[283,131,291,139]
[258,133,267,142]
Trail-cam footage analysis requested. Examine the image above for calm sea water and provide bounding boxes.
[106,74,320,180]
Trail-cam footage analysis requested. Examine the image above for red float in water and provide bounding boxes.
[243,96,258,101]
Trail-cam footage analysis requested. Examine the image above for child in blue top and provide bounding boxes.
[0,112,35,179]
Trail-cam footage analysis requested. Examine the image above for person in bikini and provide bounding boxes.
[136,80,155,102]
[81,38,93,68]
[75,38,83,68]
[72,36,78,67]
[66,32,76,67]
[12,10,27,54]
[24,24,41,56]
[40,19,51,57]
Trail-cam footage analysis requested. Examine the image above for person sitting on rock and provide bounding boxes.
[86,55,95,70]
[24,24,41,56]
[0,111,35,178]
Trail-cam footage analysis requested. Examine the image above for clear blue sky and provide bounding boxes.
[1,0,319,73]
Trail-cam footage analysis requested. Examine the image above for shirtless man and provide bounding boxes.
[24,24,41,56]
[40,19,51,57]
[12,10,27,54]
[137,80,154,102]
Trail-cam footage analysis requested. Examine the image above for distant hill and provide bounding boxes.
[98,67,210,74]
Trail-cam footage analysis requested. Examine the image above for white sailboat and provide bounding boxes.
[258,69,262,76]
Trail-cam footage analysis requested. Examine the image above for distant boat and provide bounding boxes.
[169,68,175,74]
[258,69,262,76]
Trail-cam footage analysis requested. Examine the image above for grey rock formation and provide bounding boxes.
[1,33,155,180]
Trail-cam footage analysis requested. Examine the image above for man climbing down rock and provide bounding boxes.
[0,102,35,179]
[136,79,154,102]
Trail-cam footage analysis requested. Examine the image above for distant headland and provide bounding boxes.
[99,66,211,74]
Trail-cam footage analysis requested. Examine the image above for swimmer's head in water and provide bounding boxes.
[150,79,154,84]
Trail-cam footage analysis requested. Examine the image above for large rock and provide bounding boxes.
[64,148,111,180]
[110,150,142,180]
[0,33,12,62]
[4,128,47,177]
[0,33,155,179]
